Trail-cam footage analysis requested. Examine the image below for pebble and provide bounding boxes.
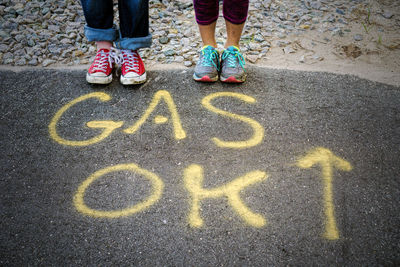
[15,58,26,66]
[28,58,38,66]
[0,0,388,67]
[246,55,259,63]
[175,56,184,63]
[42,59,56,67]
[353,34,363,41]
[163,48,175,56]
[276,40,291,47]
[382,11,393,19]
[0,44,8,52]
[159,37,169,44]
[336,8,345,15]
[312,55,324,61]
[283,46,295,54]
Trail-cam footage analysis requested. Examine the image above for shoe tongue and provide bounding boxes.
[227,46,240,52]
[202,45,215,51]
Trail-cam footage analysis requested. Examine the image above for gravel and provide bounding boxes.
[0,0,397,67]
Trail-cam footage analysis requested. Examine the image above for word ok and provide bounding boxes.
[73,147,352,240]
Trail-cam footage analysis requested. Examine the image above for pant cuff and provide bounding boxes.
[84,25,117,42]
[115,34,153,51]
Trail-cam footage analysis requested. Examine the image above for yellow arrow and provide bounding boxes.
[297,147,352,240]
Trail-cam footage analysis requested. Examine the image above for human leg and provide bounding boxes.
[193,0,220,82]
[220,0,249,83]
[225,20,245,48]
[80,0,118,84]
[115,0,151,85]
[80,0,117,47]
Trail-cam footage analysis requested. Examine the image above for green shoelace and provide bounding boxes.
[222,49,246,70]
[201,47,220,71]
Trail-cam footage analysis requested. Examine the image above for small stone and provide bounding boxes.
[74,50,84,57]
[88,46,96,53]
[0,44,8,52]
[277,12,286,21]
[60,38,72,45]
[353,34,363,41]
[48,25,60,32]
[382,11,393,19]
[184,61,192,67]
[159,36,169,44]
[0,30,9,39]
[28,58,38,66]
[254,34,265,42]
[3,52,13,64]
[163,49,175,56]
[312,55,324,61]
[42,59,56,67]
[48,44,62,55]
[299,55,305,63]
[310,1,321,10]
[276,40,291,47]
[326,14,336,23]
[41,7,50,15]
[175,56,184,63]
[246,55,258,63]
[15,58,27,66]
[27,39,35,47]
[248,42,260,51]
[283,46,295,54]
[336,8,345,15]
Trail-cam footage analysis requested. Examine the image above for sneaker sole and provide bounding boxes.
[120,73,147,85]
[193,73,218,82]
[220,75,246,83]
[86,73,113,84]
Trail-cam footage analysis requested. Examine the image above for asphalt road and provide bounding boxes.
[1,67,399,265]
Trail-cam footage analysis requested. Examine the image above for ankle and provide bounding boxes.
[96,41,113,51]
[202,43,217,49]
[224,43,240,49]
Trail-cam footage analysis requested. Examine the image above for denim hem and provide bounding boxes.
[115,34,152,51]
[84,25,118,42]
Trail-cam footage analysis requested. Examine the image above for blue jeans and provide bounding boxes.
[80,0,152,50]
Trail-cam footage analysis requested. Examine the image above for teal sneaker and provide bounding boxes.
[220,46,246,83]
[193,45,220,82]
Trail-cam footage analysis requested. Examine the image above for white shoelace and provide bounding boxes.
[92,48,140,73]
[120,49,140,72]
[92,49,112,72]
[110,47,123,65]
[92,47,123,72]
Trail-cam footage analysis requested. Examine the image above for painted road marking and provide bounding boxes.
[184,164,267,228]
[50,92,353,239]
[297,147,353,240]
[74,163,164,218]
[49,92,124,147]
[49,91,264,148]
[201,92,264,149]
[123,90,186,140]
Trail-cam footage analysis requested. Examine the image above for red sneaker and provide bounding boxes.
[120,50,146,85]
[86,48,114,84]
